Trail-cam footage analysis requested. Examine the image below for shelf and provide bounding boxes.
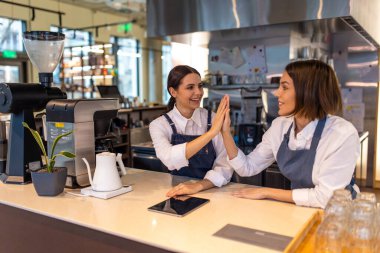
[72,75,114,80]
[95,131,129,140]
[113,143,128,148]
[118,106,167,114]
[204,83,279,90]
[64,65,114,70]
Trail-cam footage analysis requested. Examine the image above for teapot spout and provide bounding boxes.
[82,158,93,186]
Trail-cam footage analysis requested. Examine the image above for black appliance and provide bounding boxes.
[131,142,168,173]
[97,85,124,104]
[0,31,67,184]
[231,123,265,186]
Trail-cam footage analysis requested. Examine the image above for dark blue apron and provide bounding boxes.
[276,117,356,198]
[163,110,216,179]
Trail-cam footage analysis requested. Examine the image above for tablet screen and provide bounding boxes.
[148,196,209,217]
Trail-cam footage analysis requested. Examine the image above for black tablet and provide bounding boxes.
[148,196,210,217]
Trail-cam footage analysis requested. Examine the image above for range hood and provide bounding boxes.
[147,0,380,48]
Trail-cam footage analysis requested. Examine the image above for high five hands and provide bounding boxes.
[210,95,231,136]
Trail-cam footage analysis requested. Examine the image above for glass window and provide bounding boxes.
[50,26,92,47]
[51,26,92,91]
[162,45,172,104]
[111,37,140,98]
[0,17,26,51]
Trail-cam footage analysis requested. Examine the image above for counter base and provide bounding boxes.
[0,203,173,253]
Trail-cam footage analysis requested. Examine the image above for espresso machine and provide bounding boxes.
[45,99,119,188]
[0,31,66,184]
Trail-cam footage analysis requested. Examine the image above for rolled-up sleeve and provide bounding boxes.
[204,133,234,187]
[149,118,189,171]
[227,125,276,177]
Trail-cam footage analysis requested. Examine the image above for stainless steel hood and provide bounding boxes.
[147,0,380,48]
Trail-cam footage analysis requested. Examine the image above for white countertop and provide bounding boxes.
[0,169,317,253]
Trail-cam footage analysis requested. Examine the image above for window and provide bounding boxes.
[0,17,26,51]
[50,26,92,89]
[162,45,172,104]
[50,26,92,47]
[111,37,140,98]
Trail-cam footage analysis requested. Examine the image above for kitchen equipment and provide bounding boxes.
[45,98,119,188]
[0,115,9,174]
[261,88,279,126]
[0,31,66,184]
[82,152,127,192]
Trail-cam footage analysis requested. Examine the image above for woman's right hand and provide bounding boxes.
[222,96,231,134]
[209,95,229,136]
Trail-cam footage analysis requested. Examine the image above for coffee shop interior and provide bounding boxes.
[0,0,380,252]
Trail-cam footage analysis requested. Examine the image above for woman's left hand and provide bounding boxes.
[232,187,270,200]
[166,182,203,197]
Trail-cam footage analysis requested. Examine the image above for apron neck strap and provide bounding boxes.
[163,113,177,134]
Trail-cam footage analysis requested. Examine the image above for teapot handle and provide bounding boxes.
[116,153,127,176]
[82,158,93,186]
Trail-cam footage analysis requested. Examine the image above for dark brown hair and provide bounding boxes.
[285,59,342,120]
[166,65,201,111]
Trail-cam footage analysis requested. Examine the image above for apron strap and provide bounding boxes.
[163,113,178,134]
[309,117,327,150]
[345,177,357,199]
[207,110,212,131]
[283,122,293,143]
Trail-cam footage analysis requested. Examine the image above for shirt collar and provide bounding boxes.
[172,105,203,130]
[292,117,319,140]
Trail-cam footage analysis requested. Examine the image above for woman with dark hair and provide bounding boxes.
[221,59,360,208]
[149,65,233,197]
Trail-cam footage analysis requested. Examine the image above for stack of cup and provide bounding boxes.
[315,190,379,253]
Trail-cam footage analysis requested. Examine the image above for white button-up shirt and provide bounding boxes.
[228,115,360,208]
[149,106,233,187]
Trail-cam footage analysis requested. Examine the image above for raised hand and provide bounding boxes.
[210,95,229,136]
[222,96,231,133]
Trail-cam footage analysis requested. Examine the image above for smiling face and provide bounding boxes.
[169,73,203,117]
[274,71,296,116]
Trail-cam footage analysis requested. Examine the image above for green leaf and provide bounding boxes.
[48,160,55,173]
[50,131,73,160]
[51,151,76,162]
[22,122,48,164]
[59,151,76,158]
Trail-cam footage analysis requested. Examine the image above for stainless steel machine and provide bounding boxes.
[45,98,119,188]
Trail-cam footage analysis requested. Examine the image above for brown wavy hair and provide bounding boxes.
[285,59,342,120]
[166,65,201,111]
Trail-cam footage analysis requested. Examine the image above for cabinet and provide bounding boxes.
[60,44,117,98]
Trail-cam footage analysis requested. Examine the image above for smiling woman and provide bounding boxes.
[149,65,234,197]
[220,59,360,209]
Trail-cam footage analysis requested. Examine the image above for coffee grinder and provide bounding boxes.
[0,31,67,184]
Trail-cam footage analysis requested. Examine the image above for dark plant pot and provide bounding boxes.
[31,167,67,196]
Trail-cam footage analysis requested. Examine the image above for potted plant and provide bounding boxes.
[23,122,75,196]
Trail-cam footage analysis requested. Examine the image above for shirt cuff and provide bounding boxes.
[170,143,189,170]
[292,189,310,207]
[204,170,228,187]
[227,149,246,170]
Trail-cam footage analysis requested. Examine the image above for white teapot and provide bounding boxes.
[82,152,127,192]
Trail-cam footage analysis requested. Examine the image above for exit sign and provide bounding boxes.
[117,23,132,33]
[2,50,17,59]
